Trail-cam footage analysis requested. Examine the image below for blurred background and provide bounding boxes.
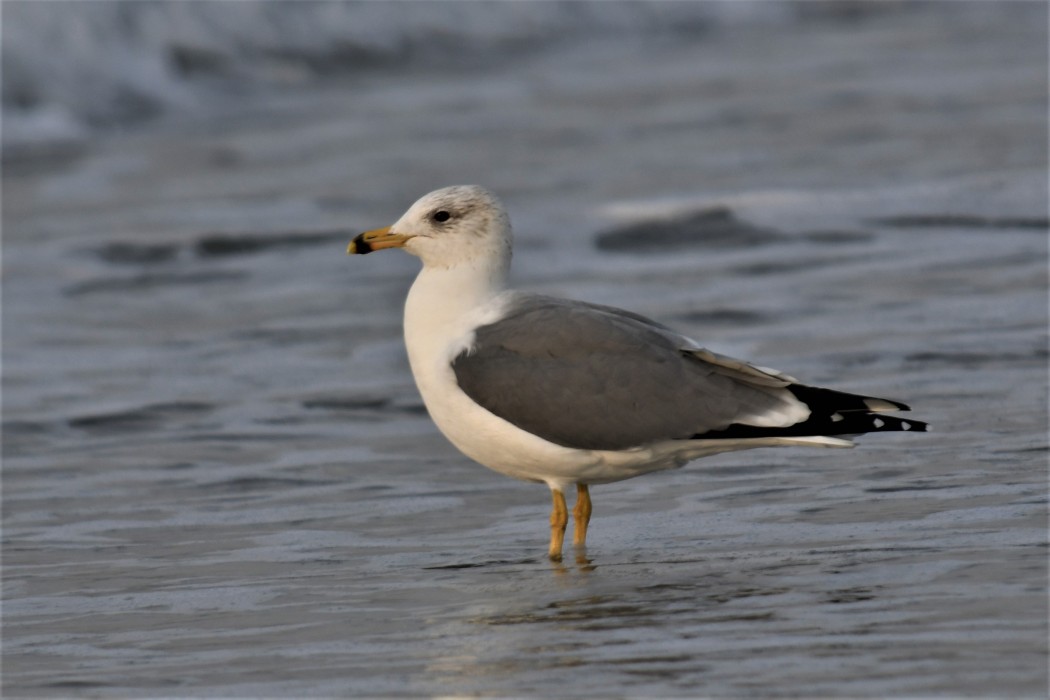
[4,2,1047,697]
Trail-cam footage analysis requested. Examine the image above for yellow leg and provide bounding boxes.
[573,484,592,547]
[548,488,568,561]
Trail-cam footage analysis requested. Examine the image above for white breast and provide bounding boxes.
[402,268,592,487]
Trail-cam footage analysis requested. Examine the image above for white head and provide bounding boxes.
[348,185,512,271]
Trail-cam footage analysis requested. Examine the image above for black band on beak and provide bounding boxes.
[348,233,374,255]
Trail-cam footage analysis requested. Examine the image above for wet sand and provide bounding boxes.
[4,5,1047,697]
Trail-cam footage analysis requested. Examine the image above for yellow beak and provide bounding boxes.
[347,226,412,255]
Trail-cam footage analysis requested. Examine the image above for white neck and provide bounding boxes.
[403,256,510,370]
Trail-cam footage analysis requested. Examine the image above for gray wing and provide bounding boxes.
[451,295,809,450]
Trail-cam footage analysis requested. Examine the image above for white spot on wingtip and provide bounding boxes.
[864,398,900,413]
[902,422,912,431]
[873,417,885,428]
[831,412,844,422]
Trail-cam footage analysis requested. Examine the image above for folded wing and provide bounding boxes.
[452,295,926,451]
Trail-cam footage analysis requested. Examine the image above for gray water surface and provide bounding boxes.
[4,5,1048,697]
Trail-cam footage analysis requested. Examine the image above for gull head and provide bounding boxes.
[348,185,512,269]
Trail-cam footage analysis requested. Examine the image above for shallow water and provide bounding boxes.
[3,5,1048,697]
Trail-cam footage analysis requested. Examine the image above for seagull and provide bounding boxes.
[347,185,926,561]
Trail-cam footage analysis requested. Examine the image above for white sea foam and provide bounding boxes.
[0,1,859,147]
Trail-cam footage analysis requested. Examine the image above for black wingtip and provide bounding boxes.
[691,411,929,440]
[870,415,928,432]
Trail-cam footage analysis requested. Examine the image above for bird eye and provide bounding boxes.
[432,210,451,223]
